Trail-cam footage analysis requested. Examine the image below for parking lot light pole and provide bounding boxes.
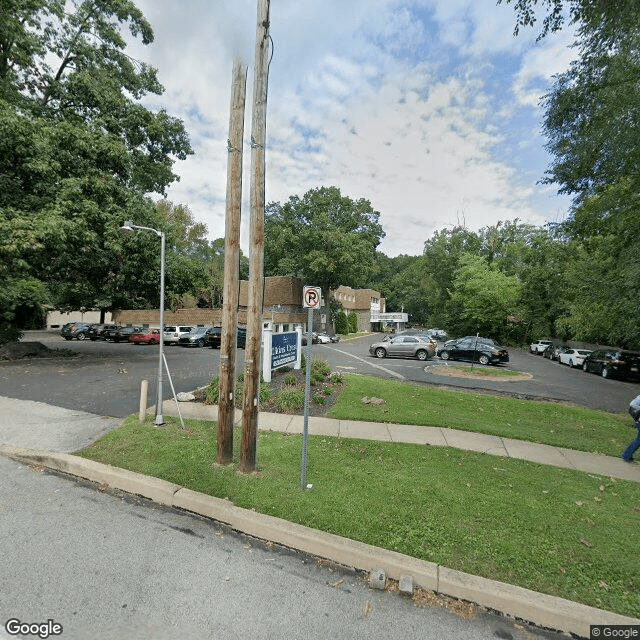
[120,220,165,426]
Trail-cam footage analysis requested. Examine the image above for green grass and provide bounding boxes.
[328,374,632,456]
[76,416,640,617]
[449,365,524,377]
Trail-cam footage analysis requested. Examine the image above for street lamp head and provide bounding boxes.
[120,220,135,233]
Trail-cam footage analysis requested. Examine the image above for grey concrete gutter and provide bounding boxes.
[2,443,637,638]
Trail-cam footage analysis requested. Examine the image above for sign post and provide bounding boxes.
[301,286,321,490]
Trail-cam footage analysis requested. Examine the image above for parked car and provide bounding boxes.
[369,335,436,361]
[129,329,161,345]
[163,325,194,345]
[112,326,142,343]
[208,326,247,349]
[530,339,553,354]
[426,328,447,340]
[582,349,640,380]
[101,325,122,341]
[559,348,592,368]
[551,345,570,362]
[60,322,92,341]
[315,333,340,344]
[88,323,118,341]
[437,336,509,365]
[542,343,556,359]
[301,332,319,346]
[179,326,215,347]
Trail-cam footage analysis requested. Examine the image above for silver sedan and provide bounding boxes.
[368,335,436,361]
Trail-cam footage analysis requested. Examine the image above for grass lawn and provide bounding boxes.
[448,365,525,377]
[328,374,633,457]
[76,416,640,618]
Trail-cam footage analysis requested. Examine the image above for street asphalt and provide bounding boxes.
[0,395,639,638]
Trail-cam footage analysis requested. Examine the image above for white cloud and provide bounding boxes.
[127,0,576,257]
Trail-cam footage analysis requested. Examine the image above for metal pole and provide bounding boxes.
[300,307,313,490]
[155,231,165,425]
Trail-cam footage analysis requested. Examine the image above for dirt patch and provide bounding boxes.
[427,364,533,382]
[0,341,60,361]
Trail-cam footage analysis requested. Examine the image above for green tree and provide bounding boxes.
[264,186,385,323]
[347,311,358,333]
[0,1,193,340]
[335,310,349,335]
[499,0,640,39]
[449,254,522,342]
[537,4,640,347]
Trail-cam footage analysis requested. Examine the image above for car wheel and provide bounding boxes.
[375,347,386,359]
[148,339,156,345]
[197,339,205,347]
[569,359,575,367]
[416,349,428,361]
[440,350,450,360]
[478,354,490,366]
[602,367,610,379]
[582,362,588,372]
[77,333,86,341]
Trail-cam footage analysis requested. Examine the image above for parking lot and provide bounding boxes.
[2,331,638,418]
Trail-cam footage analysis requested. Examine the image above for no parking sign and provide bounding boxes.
[303,286,321,308]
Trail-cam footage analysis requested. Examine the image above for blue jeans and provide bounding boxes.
[622,423,640,461]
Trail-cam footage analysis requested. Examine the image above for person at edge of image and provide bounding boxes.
[622,394,640,462]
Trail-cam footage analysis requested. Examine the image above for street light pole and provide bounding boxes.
[121,220,166,426]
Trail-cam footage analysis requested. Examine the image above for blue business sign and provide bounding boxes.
[271,331,299,370]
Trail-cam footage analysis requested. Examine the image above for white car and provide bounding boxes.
[163,325,193,345]
[559,348,592,368]
[530,339,553,354]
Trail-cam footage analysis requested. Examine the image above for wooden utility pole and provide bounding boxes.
[240,0,271,473]
[217,58,247,464]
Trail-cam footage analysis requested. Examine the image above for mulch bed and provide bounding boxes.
[195,365,345,418]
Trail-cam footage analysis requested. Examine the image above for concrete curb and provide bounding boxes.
[2,443,638,638]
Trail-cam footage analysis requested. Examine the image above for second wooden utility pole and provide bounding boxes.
[217,58,247,465]
[240,0,271,473]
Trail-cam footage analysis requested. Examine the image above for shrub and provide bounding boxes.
[284,373,297,385]
[204,377,220,404]
[347,311,358,333]
[322,386,332,396]
[335,310,349,334]
[312,392,325,404]
[312,358,331,377]
[275,388,305,411]
[330,373,344,384]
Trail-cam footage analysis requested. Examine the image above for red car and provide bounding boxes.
[129,329,161,345]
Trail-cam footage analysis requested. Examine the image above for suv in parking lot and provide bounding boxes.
[178,326,215,347]
[88,324,118,341]
[163,325,193,345]
[208,326,247,349]
[530,339,553,354]
[582,349,640,380]
[60,322,92,340]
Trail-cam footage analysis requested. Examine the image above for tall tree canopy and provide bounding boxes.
[0,0,193,341]
[500,0,640,348]
[264,186,385,303]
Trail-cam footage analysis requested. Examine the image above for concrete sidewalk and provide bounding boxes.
[164,399,640,484]
[1,395,639,637]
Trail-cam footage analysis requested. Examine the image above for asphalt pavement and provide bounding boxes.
[2,333,640,637]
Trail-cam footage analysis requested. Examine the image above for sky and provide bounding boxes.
[128,0,578,257]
